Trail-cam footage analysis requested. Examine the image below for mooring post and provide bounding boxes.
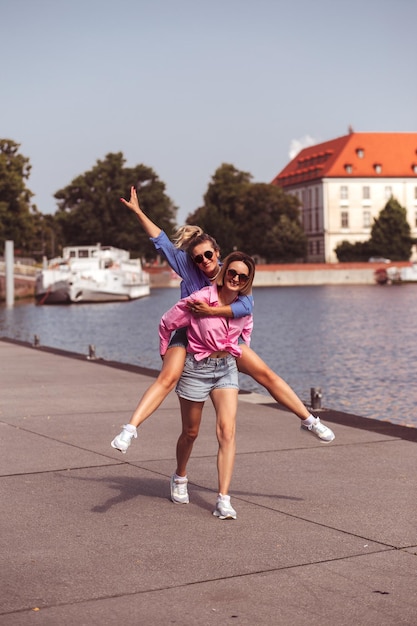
[310,387,322,410]
[5,240,14,307]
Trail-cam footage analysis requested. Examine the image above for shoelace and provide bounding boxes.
[311,419,326,433]
[122,425,137,439]
[175,481,188,495]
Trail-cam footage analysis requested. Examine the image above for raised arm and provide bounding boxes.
[120,186,161,239]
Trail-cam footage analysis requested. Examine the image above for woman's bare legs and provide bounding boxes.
[236,345,335,442]
[175,397,204,477]
[210,388,238,496]
[237,344,310,420]
[128,346,186,428]
[111,346,188,453]
[174,388,237,497]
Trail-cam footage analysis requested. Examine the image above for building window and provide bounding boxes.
[374,163,382,174]
[341,211,349,228]
[415,186,417,200]
[340,185,348,199]
[385,186,392,199]
[363,211,371,228]
[415,211,417,228]
[356,148,364,158]
[344,164,352,173]
[363,186,370,199]
[315,209,320,231]
[314,187,319,207]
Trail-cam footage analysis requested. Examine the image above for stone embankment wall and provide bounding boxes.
[148,262,412,288]
[253,263,376,287]
[0,275,36,300]
[1,262,413,301]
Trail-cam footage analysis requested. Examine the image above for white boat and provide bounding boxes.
[400,262,417,283]
[35,245,150,304]
[374,262,417,285]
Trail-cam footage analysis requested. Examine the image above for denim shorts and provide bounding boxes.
[168,327,188,349]
[176,353,239,402]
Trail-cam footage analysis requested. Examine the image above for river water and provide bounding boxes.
[1,285,416,428]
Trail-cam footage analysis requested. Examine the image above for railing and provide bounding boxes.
[0,262,39,277]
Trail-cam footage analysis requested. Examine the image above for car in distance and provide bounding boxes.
[368,257,391,263]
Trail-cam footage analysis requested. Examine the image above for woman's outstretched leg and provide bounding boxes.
[237,344,335,442]
[111,346,186,453]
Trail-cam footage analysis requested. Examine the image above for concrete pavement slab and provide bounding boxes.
[1,551,416,626]
[0,463,388,612]
[0,421,118,475]
[0,338,416,625]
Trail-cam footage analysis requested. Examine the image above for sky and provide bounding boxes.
[1,0,417,225]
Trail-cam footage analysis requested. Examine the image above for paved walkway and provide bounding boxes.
[0,338,416,626]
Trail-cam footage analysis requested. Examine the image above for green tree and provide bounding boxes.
[369,197,412,261]
[186,163,252,254]
[334,240,372,262]
[335,198,413,262]
[238,183,306,262]
[54,153,177,259]
[0,139,36,255]
[187,164,306,261]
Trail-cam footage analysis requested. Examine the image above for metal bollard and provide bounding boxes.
[87,344,96,360]
[310,387,322,410]
[33,334,40,347]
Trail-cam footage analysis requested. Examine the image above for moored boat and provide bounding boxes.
[35,245,150,304]
[374,262,417,285]
[400,262,417,283]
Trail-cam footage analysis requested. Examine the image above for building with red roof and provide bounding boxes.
[271,131,417,263]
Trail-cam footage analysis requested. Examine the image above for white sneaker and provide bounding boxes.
[170,475,189,504]
[111,424,137,453]
[301,417,335,442]
[213,494,237,520]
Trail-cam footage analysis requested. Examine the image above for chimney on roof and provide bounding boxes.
[348,125,354,134]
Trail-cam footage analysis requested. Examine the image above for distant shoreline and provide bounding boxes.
[0,260,414,301]
[146,261,413,288]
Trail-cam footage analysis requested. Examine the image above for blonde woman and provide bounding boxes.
[111,187,334,454]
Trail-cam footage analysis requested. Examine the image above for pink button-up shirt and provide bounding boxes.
[159,284,253,361]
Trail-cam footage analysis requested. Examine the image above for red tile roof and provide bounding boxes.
[272,132,417,186]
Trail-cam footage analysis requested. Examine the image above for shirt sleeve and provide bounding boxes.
[240,315,253,347]
[151,231,190,277]
[230,294,254,318]
[151,231,208,297]
[158,297,192,356]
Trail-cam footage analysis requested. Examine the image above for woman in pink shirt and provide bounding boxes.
[159,251,255,519]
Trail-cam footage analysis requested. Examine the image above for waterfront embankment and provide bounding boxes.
[142,261,415,288]
[1,260,414,301]
[0,337,416,625]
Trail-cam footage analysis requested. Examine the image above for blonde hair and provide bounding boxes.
[172,225,204,250]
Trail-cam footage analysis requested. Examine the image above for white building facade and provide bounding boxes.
[272,132,417,263]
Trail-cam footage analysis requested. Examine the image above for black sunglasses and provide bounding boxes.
[226,268,249,283]
[193,250,214,264]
